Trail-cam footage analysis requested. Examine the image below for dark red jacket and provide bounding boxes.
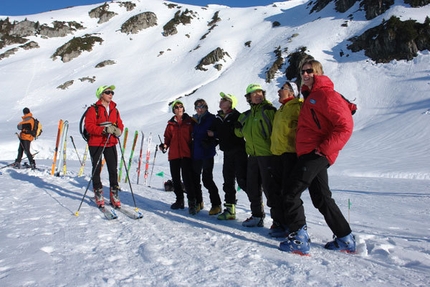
[84,100,124,147]
[296,75,353,165]
[163,113,194,160]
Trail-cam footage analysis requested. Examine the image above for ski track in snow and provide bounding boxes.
[0,161,429,286]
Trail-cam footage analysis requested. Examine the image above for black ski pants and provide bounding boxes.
[268,152,297,225]
[283,151,352,238]
[16,139,34,165]
[222,148,247,204]
[245,155,272,218]
[169,157,195,202]
[89,145,119,190]
[192,157,220,206]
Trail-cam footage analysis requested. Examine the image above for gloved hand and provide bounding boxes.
[159,143,167,153]
[104,125,122,137]
[234,121,243,129]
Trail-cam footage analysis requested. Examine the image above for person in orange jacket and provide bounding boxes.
[13,107,36,170]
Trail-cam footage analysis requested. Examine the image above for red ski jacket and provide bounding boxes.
[296,75,353,165]
[163,113,194,161]
[84,100,124,147]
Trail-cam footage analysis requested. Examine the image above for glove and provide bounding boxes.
[104,126,122,137]
[159,143,167,153]
[234,121,243,129]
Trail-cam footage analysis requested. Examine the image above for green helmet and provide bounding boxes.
[246,83,263,94]
[220,92,238,109]
[96,85,115,99]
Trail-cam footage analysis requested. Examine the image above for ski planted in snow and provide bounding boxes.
[51,119,64,175]
[78,144,89,177]
[125,130,138,183]
[118,127,128,182]
[144,132,152,186]
[136,131,144,184]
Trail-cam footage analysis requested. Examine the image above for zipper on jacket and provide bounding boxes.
[311,109,321,129]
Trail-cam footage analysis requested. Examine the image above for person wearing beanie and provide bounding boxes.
[207,92,248,220]
[159,100,197,213]
[235,84,277,228]
[267,81,302,238]
[13,107,36,169]
[85,85,124,208]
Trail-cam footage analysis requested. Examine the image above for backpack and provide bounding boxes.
[341,94,357,115]
[30,118,43,139]
[79,104,119,142]
[79,104,98,142]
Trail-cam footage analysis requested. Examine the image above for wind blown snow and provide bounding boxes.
[0,0,429,286]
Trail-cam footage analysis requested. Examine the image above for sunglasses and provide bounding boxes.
[174,105,183,109]
[301,68,314,75]
[195,105,207,110]
[103,90,114,95]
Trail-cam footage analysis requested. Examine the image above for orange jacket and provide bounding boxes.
[18,112,35,141]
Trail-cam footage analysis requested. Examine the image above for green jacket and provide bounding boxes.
[235,100,276,156]
[270,98,302,155]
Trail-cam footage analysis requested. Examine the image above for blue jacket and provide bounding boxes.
[192,111,217,160]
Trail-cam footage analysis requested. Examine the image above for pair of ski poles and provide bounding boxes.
[75,134,139,216]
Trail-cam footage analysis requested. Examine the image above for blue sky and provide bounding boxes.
[1,0,275,16]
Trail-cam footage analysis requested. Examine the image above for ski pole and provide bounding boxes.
[158,134,166,153]
[0,151,40,170]
[117,136,139,210]
[70,136,83,165]
[148,145,158,187]
[75,134,111,216]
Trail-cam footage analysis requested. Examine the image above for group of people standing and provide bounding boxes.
[159,58,356,255]
[14,57,355,255]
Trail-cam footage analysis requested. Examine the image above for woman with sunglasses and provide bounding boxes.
[160,100,196,214]
[85,85,124,208]
[279,59,356,255]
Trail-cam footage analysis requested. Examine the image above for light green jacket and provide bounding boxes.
[235,100,276,156]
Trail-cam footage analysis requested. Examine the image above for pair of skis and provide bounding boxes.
[118,128,139,183]
[136,132,156,186]
[118,130,154,186]
[51,119,69,176]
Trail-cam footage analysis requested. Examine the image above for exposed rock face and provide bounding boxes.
[195,47,230,71]
[347,16,430,63]
[0,18,84,49]
[51,34,104,62]
[266,46,284,83]
[89,3,117,24]
[121,12,158,34]
[163,10,195,37]
[95,60,116,68]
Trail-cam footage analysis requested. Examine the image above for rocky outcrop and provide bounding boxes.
[95,60,116,68]
[163,9,195,37]
[121,12,157,34]
[89,3,117,24]
[347,16,430,63]
[266,46,284,83]
[51,34,103,62]
[195,47,230,71]
[0,18,84,49]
